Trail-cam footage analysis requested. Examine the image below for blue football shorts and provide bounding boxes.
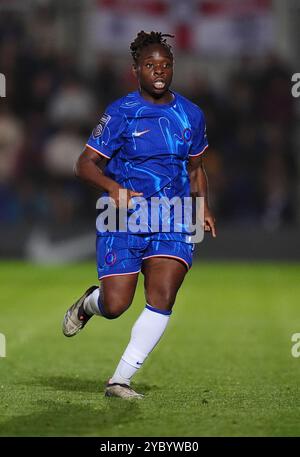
[96,232,195,279]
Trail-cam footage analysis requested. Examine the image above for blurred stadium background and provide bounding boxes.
[0,0,299,262]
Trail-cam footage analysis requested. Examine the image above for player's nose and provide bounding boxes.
[154,64,164,75]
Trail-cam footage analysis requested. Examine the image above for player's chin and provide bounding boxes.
[151,84,170,96]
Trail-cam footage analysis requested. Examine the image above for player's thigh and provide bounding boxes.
[142,257,187,311]
[101,273,139,316]
[96,233,144,314]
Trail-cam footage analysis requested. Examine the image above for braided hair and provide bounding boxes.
[130,31,174,62]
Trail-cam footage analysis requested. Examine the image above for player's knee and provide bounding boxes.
[102,309,121,320]
[147,289,176,310]
[102,298,132,319]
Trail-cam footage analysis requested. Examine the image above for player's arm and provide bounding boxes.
[188,156,216,238]
[75,147,142,207]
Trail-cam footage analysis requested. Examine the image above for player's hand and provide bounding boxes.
[204,207,216,238]
[109,184,143,208]
[127,189,144,209]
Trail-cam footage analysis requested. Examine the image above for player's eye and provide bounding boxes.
[145,63,153,68]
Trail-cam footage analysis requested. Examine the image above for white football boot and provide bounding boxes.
[105,380,144,400]
[62,285,98,337]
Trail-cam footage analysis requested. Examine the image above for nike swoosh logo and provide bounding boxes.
[136,361,143,365]
[132,129,150,137]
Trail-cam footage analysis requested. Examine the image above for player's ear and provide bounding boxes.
[132,63,138,79]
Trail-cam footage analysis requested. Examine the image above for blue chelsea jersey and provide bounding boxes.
[86,90,208,201]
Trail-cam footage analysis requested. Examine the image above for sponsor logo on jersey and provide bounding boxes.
[132,129,150,137]
[93,113,111,138]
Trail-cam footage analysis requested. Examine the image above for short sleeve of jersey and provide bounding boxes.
[189,108,208,157]
[86,104,126,159]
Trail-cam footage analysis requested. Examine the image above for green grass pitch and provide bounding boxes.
[1,260,300,437]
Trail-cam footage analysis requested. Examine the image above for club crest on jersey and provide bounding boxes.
[182,128,192,143]
[93,113,111,138]
[105,251,117,266]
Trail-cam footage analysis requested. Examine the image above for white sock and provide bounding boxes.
[83,288,103,316]
[110,304,171,386]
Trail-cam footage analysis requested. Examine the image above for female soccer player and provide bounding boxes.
[62,31,216,399]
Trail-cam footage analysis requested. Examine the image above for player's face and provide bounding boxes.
[133,44,173,102]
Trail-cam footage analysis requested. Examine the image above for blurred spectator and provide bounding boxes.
[93,54,121,107]
[0,106,24,184]
[43,125,84,178]
[262,151,290,230]
[262,125,296,229]
[257,54,294,127]
[27,5,58,53]
[30,70,57,115]
[0,106,24,223]
[48,77,96,126]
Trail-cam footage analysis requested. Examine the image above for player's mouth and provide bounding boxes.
[153,79,166,90]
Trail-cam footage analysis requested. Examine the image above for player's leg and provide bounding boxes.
[143,257,187,312]
[62,273,139,337]
[62,233,142,337]
[107,256,188,398]
[114,257,187,373]
[84,273,139,319]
